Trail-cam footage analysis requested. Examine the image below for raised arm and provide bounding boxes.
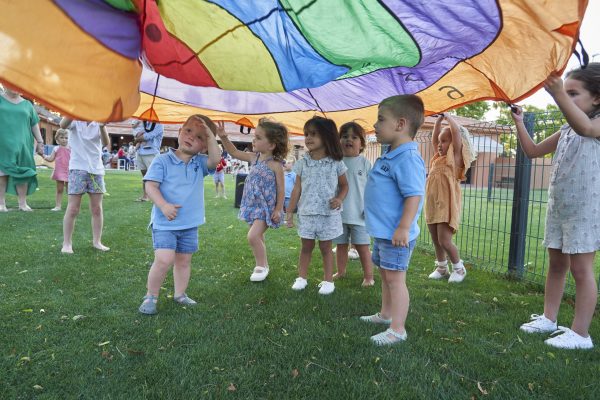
[444,113,463,156]
[203,122,221,169]
[99,124,110,147]
[59,117,72,129]
[545,73,600,138]
[511,106,560,159]
[431,114,444,149]
[215,121,255,163]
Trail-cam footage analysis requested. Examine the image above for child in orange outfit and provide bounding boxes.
[425,113,476,283]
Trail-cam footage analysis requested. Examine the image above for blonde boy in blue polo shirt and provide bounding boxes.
[139,115,221,315]
[361,95,426,345]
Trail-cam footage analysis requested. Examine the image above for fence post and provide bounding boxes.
[508,112,535,278]
[487,163,495,201]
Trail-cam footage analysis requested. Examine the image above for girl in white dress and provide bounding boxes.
[512,63,600,349]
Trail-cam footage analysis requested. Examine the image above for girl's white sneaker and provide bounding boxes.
[291,277,308,291]
[544,327,593,349]
[317,281,335,295]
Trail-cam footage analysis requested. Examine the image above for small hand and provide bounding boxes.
[35,143,44,155]
[544,73,564,98]
[271,208,282,224]
[215,121,227,139]
[160,203,182,221]
[510,104,524,122]
[392,227,409,247]
[286,214,294,228]
[329,197,342,210]
[192,118,216,140]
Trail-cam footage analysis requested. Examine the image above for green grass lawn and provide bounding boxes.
[1,170,599,399]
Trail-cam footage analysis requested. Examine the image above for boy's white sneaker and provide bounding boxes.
[520,314,557,333]
[544,327,593,349]
[348,248,359,260]
[291,277,308,291]
[318,281,335,295]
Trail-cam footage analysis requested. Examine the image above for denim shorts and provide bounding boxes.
[68,170,105,195]
[152,227,198,253]
[333,223,371,245]
[372,238,416,271]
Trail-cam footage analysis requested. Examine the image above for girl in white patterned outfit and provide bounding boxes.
[512,63,600,349]
[286,116,349,295]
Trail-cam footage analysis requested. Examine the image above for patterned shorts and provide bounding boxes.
[213,170,225,184]
[68,170,106,195]
[297,214,343,241]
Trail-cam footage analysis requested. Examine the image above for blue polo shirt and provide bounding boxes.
[144,149,213,230]
[364,141,425,241]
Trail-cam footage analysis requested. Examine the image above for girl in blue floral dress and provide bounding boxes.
[217,119,289,282]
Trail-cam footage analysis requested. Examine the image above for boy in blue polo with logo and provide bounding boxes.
[138,115,221,315]
[361,95,426,345]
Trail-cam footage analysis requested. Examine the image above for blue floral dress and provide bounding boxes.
[239,154,282,228]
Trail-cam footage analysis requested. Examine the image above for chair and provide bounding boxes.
[118,159,126,170]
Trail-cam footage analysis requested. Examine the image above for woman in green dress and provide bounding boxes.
[0,87,44,212]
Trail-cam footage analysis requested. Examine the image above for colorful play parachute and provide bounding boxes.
[0,1,588,132]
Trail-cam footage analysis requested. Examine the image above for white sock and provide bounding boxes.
[452,260,464,271]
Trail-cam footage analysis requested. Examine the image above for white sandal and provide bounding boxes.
[428,260,449,279]
[371,328,407,345]
[250,266,269,282]
[360,312,391,324]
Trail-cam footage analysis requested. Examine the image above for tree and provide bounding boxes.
[454,101,490,120]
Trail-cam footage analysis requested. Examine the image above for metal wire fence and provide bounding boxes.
[412,111,600,294]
